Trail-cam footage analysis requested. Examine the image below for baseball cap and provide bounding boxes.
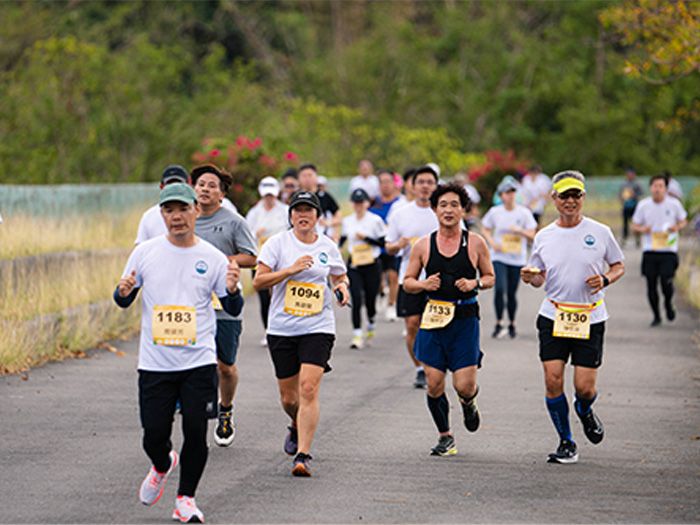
[159,183,197,206]
[288,190,322,215]
[161,164,189,185]
[426,163,441,178]
[258,176,280,197]
[317,175,328,186]
[497,177,519,194]
[350,188,370,202]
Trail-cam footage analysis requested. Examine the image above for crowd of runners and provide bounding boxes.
[115,160,689,522]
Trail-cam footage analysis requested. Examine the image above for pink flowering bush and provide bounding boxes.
[468,150,529,208]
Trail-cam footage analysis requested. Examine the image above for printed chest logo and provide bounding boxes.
[583,234,596,247]
[318,252,329,264]
[213,225,224,233]
[195,260,208,274]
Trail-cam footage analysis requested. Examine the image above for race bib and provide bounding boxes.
[152,305,196,346]
[420,300,455,330]
[552,304,591,340]
[409,237,419,248]
[351,243,375,267]
[211,293,223,311]
[284,280,324,317]
[500,233,521,254]
[621,188,634,200]
[651,232,669,250]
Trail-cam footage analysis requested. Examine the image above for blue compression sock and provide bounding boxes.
[574,393,597,416]
[546,394,572,441]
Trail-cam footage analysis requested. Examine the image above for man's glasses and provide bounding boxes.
[556,191,584,201]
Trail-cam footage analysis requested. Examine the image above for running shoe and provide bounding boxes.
[260,336,268,347]
[430,435,457,456]
[172,495,204,523]
[385,307,397,322]
[139,450,178,506]
[491,325,505,339]
[284,425,298,456]
[650,317,661,327]
[413,369,427,389]
[291,452,313,477]
[665,301,676,321]
[350,335,364,349]
[575,407,604,444]
[547,439,579,464]
[460,395,480,432]
[214,408,235,447]
[508,324,517,339]
[366,325,376,341]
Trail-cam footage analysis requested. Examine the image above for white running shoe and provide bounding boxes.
[139,450,178,506]
[172,495,205,523]
[350,335,364,349]
[260,336,268,347]
[385,306,398,322]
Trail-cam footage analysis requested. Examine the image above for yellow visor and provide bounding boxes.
[553,177,585,194]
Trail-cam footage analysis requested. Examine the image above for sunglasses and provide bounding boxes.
[556,191,584,201]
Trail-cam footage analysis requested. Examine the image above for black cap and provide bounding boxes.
[350,188,370,203]
[161,164,189,185]
[288,190,322,215]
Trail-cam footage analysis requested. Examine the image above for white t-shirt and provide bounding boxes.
[245,200,289,243]
[481,204,537,266]
[632,196,687,253]
[521,174,552,214]
[258,230,346,337]
[221,198,238,213]
[135,204,167,244]
[350,175,380,201]
[386,201,439,283]
[341,212,387,265]
[122,236,230,372]
[528,217,624,324]
[667,179,684,200]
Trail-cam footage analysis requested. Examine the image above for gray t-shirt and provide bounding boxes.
[196,207,257,321]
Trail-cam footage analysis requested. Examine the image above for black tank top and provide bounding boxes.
[425,230,477,302]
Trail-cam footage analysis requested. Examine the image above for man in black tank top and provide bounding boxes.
[404,183,495,457]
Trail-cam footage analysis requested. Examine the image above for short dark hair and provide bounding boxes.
[403,168,416,182]
[282,167,298,180]
[412,166,439,184]
[190,164,232,193]
[430,183,471,211]
[377,169,393,178]
[649,173,669,187]
[298,163,317,174]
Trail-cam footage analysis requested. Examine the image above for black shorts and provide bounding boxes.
[397,285,428,318]
[266,333,335,379]
[215,319,241,366]
[138,364,218,427]
[379,253,399,273]
[641,251,679,278]
[537,315,605,369]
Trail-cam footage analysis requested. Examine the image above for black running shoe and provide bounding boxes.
[214,409,235,447]
[413,369,427,389]
[491,325,505,339]
[292,452,312,477]
[576,408,604,444]
[284,426,298,456]
[650,318,661,327]
[665,302,676,321]
[508,324,517,339]
[460,396,480,432]
[430,435,457,456]
[547,439,578,464]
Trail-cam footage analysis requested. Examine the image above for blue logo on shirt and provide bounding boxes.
[584,234,596,246]
[319,252,329,264]
[195,260,208,274]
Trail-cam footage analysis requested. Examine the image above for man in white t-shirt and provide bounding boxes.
[350,159,380,202]
[134,165,191,244]
[520,165,552,225]
[114,183,243,523]
[386,166,439,389]
[522,171,625,465]
[632,174,688,326]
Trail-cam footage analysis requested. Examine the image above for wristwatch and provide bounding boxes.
[476,278,483,290]
[602,275,610,288]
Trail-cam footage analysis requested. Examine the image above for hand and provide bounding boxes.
[118,270,137,297]
[509,225,523,235]
[399,237,411,249]
[641,225,652,234]
[355,232,366,241]
[520,267,542,285]
[256,226,267,237]
[667,224,680,233]
[423,272,441,292]
[226,260,240,293]
[455,278,477,293]
[289,255,314,275]
[333,282,350,306]
[586,274,605,294]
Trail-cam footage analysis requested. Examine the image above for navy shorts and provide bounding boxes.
[414,316,483,372]
[215,319,242,366]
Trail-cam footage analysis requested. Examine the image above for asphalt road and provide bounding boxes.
[1,246,699,524]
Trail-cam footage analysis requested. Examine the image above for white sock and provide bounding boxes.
[353,328,362,337]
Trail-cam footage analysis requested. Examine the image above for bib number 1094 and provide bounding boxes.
[288,285,322,300]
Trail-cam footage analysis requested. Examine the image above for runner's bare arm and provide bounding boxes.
[231,253,257,268]
[474,234,495,289]
[630,221,651,234]
[330,273,350,306]
[511,224,536,241]
[585,261,625,294]
[668,218,688,232]
[480,227,500,251]
[252,257,313,291]
[385,236,408,255]
[403,237,439,294]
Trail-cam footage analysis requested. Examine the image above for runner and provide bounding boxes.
[114,182,244,523]
[280,168,299,205]
[481,178,537,339]
[191,164,257,448]
[298,163,341,240]
[253,190,349,477]
[403,183,494,456]
[521,170,625,464]
[369,170,403,322]
[631,174,688,326]
[341,188,386,349]
[350,159,380,202]
[520,164,552,225]
[619,168,643,248]
[386,165,439,388]
[246,176,289,344]
[134,165,191,244]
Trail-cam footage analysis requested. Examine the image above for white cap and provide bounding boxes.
[427,163,441,178]
[258,176,280,197]
[317,175,328,186]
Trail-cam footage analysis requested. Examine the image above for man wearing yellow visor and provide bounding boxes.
[521,171,625,464]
